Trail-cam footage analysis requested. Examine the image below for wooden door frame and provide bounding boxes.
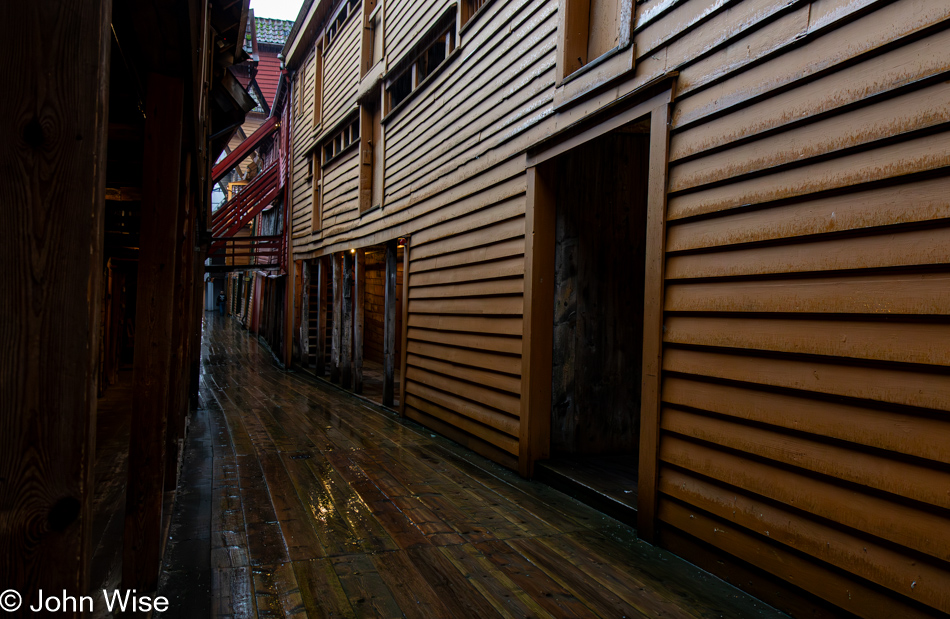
[520,87,673,543]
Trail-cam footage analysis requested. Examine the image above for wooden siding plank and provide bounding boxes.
[672,26,950,160]
[408,277,525,299]
[407,314,524,336]
[670,0,950,129]
[662,376,950,462]
[668,131,950,220]
[408,256,525,286]
[657,497,935,618]
[666,225,950,279]
[663,347,950,415]
[666,177,950,252]
[407,328,523,355]
[405,382,519,437]
[407,354,523,394]
[406,366,522,416]
[411,238,526,274]
[663,407,950,509]
[660,435,950,562]
[407,296,525,315]
[407,340,522,376]
[669,80,950,193]
[411,217,526,261]
[663,316,950,366]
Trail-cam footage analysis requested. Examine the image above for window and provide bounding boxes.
[559,0,631,80]
[322,117,359,164]
[460,0,488,27]
[385,19,457,114]
[325,0,360,49]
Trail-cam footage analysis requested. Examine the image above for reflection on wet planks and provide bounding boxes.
[201,314,786,618]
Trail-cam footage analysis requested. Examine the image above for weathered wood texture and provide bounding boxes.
[0,0,111,607]
[124,73,184,593]
[550,132,648,456]
[201,314,784,619]
[283,0,950,614]
[650,1,950,616]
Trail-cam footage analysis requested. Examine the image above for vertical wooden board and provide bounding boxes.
[399,244,411,416]
[124,73,185,592]
[341,251,354,389]
[331,253,342,383]
[383,241,398,406]
[0,0,111,604]
[637,100,671,543]
[316,257,328,375]
[519,165,555,477]
[355,249,366,393]
[300,260,311,367]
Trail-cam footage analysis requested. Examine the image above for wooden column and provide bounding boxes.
[354,249,365,394]
[398,242,411,416]
[123,73,184,593]
[316,257,327,376]
[0,0,111,606]
[299,260,310,368]
[637,101,672,544]
[165,154,193,489]
[382,240,398,407]
[341,251,354,389]
[519,163,557,478]
[331,254,342,383]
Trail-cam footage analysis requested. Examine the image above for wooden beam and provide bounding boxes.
[383,240,398,407]
[354,249,366,394]
[398,242,411,416]
[341,251,354,389]
[0,0,111,606]
[637,100,672,544]
[331,253,342,383]
[519,163,556,478]
[300,260,311,367]
[165,153,193,490]
[316,257,328,376]
[123,73,185,593]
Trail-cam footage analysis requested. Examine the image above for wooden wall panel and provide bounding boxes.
[652,0,950,614]
[323,14,361,134]
[384,0,456,70]
[403,199,526,470]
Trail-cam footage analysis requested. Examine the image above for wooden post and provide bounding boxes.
[637,101,672,544]
[519,163,557,478]
[0,0,111,605]
[123,73,184,593]
[331,253,342,383]
[300,260,311,367]
[354,249,365,394]
[165,153,193,490]
[341,251,354,389]
[316,257,327,376]
[382,240,398,407]
[398,242,410,416]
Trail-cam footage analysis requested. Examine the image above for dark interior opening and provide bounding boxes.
[537,119,650,524]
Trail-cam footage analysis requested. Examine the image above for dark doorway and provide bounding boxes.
[358,242,404,408]
[537,120,650,524]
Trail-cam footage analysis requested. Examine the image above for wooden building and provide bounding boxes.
[280,0,950,616]
[1,0,253,609]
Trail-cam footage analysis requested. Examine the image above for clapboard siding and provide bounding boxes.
[282,0,950,613]
[385,0,455,69]
[404,198,526,469]
[654,0,950,613]
[322,13,361,135]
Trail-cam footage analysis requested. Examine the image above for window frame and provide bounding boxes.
[555,0,634,85]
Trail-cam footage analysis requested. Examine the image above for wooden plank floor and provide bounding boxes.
[198,313,787,618]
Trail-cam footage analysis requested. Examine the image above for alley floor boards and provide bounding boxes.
[197,314,786,618]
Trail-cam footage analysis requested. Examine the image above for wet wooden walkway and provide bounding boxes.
[193,314,785,618]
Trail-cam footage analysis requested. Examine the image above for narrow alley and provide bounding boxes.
[163,314,785,618]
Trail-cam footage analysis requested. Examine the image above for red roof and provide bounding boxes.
[257,51,282,111]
